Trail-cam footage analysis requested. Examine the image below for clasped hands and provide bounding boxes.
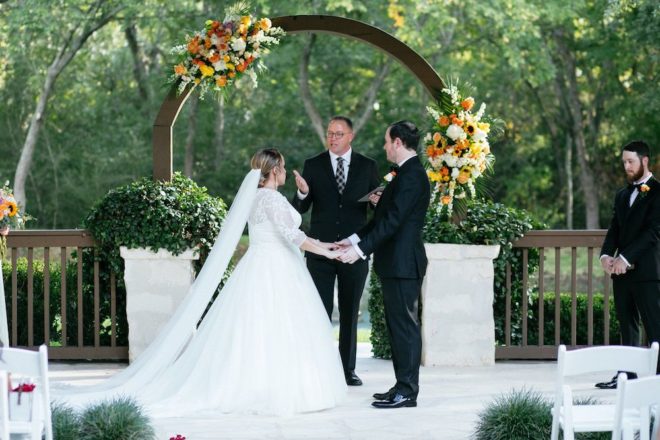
[316,239,361,264]
[600,256,630,275]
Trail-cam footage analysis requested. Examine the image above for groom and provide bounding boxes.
[339,120,431,408]
[291,115,380,386]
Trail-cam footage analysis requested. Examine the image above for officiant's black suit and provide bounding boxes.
[357,156,431,398]
[601,176,660,373]
[291,150,379,375]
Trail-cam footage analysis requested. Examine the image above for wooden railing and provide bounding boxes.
[496,230,613,360]
[1,230,127,360]
[2,229,618,361]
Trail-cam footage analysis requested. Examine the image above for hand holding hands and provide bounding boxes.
[600,256,614,274]
[293,170,309,194]
[338,247,360,264]
[611,256,630,275]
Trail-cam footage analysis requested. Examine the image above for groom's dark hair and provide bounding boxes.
[389,120,420,151]
[623,140,650,160]
[329,115,353,130]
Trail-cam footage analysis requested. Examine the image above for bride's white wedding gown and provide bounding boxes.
[142,188,346,416]
[54,172,346,417]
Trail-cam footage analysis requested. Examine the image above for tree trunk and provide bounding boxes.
[214,95,226,170]
[183,93,199,178]
[353,60,391,133]
[298,35,326,146]
[553,28,600,228]
[12,0,123,209]
[565,133,573,229]
[124,23,151,104]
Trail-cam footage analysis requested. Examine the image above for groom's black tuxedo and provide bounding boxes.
[357,155,431,398]
[601,176,660,373]
[292,150,379,375]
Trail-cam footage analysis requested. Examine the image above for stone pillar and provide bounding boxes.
[421,243,500,366]
[120,247,199,362]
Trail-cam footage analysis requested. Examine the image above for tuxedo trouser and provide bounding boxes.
[613,278,660,373]
[306,257,369,373]
[380,277,422,398]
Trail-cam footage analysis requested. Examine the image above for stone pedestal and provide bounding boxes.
[421,243,500,366]
[120,247,199,362]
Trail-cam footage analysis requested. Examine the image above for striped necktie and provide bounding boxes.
[336,157,346,194]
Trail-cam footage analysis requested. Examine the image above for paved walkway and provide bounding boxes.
[49,343,617,440]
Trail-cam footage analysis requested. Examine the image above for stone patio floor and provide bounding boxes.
[48,343,618,440]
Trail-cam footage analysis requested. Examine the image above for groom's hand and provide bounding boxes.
[334,238,352,249]
[293,170,309,194]
[338,247,360,264]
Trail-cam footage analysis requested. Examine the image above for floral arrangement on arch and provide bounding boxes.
[424,83,496,219]
[169,2,284,98]
[0,182,28,233]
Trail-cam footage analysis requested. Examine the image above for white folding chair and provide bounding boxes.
[0,345,53,440]
[0,371,9,440]
[551,342,659,440]
[612,373,660,440]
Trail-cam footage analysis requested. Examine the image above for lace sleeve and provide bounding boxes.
[263,191,307,247]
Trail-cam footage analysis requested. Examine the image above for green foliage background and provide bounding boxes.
[0,0,657,230]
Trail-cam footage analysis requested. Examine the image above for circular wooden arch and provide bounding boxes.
[152,15,445,181]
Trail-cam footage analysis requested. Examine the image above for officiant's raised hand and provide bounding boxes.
[292,170,309,195]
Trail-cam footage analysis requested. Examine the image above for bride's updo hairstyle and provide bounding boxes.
[251,148,284,187]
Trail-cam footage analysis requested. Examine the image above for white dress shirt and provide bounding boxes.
[297,149,352,199]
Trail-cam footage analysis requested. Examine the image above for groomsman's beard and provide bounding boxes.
[626,165,644,183]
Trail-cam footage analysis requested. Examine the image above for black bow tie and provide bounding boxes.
[390,165,399,172]
[628,182,643,192]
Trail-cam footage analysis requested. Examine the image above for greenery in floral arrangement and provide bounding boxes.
[78,397,155,440]
[83,172,227,275]
[52,401,81,440]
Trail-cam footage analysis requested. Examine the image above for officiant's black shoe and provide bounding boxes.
[595,371,637,389]
[371,393,417,409]
[345,370,363,386]
[373,387,396,401]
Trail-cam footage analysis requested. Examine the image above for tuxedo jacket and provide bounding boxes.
[291,150,380,259]
[601,176,660,282]
[357,156,431,279]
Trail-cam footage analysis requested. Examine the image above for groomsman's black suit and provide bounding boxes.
[601,176,660,373]
[291,150,379,376]
[357,155,431,397]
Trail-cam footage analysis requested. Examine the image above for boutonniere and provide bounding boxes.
[640,183,650,194]
[383,166,398,186]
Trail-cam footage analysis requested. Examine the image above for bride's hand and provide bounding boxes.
[315,240,339,251]
[324,249,342,260]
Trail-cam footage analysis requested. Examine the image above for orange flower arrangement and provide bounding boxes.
[169,3,284,98]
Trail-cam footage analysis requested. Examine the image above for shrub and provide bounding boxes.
[526,292,620,346]
[474,388,552,440]
[367,271,391,359]
[78,396,155,440]
[52,401,81,440]
[368,199,544,357]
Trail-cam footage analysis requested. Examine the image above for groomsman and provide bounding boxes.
[596,140,660,389]
[339,120,431,408]
[292,116,379,386]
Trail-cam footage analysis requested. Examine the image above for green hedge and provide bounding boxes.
[526,292,620,346]
[2,257,127,347]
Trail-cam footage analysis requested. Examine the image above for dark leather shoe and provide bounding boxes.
[373,387,396,401]
[345,371,363,386]
[595,371,637,389]
[371,393,417,409]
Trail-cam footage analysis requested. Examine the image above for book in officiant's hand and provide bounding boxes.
[358,186,385,203]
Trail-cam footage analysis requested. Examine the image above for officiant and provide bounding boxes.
[292,116,380,386]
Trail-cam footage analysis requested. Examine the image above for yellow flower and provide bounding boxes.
[260,18,272,31]
[465,122,476,136]
[226,63,235,71]
[427,170,442,182]
[194,78,201,85]
[199,64,214,77]
[6,200,18,217]
[223,55,231,62]
[240,16,252,26]
[478,122,490,133]
[441,195,452,205]
[641,184,650,193]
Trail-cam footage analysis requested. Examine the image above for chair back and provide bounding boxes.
[0,345,52,440]
[0,371,9,440]
[612,373,660,440]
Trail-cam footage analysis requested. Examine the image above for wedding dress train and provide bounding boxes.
[54,171,346,416]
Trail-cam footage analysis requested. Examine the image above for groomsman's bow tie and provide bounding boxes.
[628,182,643,192]
[390,165,399,172]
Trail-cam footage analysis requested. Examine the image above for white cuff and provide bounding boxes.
[351,242,367,260]
[297,190,308,200]
[348,233,361,246]
[618,254,631,267]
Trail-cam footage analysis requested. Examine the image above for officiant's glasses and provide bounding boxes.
[326,131,347,139]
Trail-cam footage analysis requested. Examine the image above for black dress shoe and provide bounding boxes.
[595,371,637,389]
[373,387,396,401]
[345,370,363,386]
[371,393,417,409]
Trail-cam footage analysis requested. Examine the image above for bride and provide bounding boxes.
[56,148,346,416]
